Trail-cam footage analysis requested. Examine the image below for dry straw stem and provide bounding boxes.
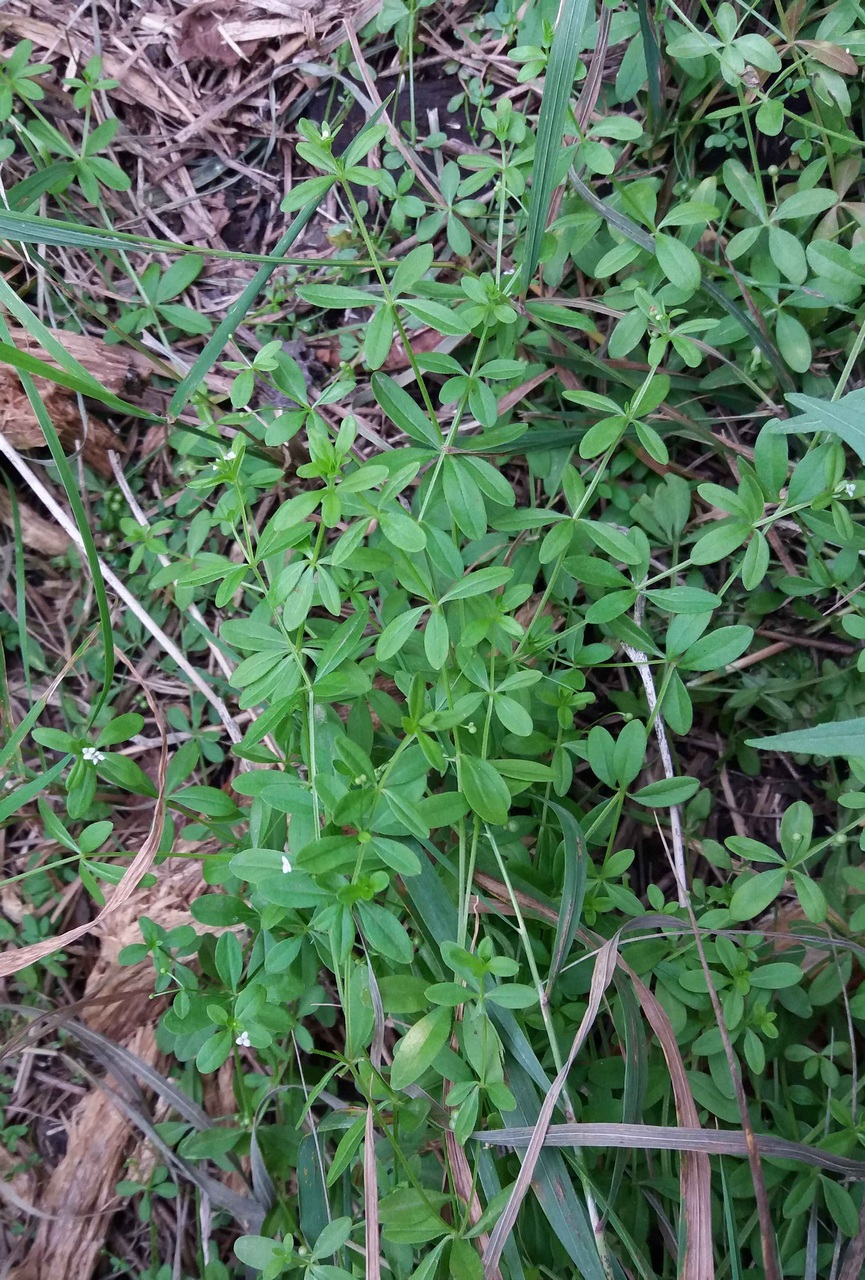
[478,1122,865,1177]
[482,934,620,1278]
[0,432,243,747]
[0,650,167,978]
[472,872,714,1279]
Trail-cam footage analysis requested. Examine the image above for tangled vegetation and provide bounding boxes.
[2,0,865,1276]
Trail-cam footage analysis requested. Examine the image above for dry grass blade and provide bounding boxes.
[0,652,167,977]
[364,1107,381,1280]
[475,1122,865,1178]
[482,934,619,1277]
[673,877,781,1280]
[625,967,713,1280]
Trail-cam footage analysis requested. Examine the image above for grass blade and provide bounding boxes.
[520,0,594,295]
[0,326,116,722]
[635,0,663,130]
[169,196,323,418]
[545,801,588,991]
[474,1122,865,1178]
[298,1132,331,1248]
[483,935,620,1277]
[501,1064,607,1280]
[0,339,153,418]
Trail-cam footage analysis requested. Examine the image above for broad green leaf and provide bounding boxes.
[654,233,701,292]
[690,519,751,564]
[630,776,700,806]
[722,159,766,221]
[376,607,427,661]
[729,868,787,921]
[296,283,377,308]
[775,312,811,373]
[439,567,513,603]
[460,756,511,825]
[646,587,722,614]
[390,1006,452,1089]
[678,626,753,672]
[581,519,641,565]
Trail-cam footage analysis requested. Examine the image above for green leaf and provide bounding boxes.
[646,587,722,614]
[297,284,377,308]
[678,626,753,672]
[775,312,811,373]
[372,373,441,448]
[768,225,808,285]
[722,159,766,222]
[460,757,512,825]
[793,872,827,924]
[376,606,427,661]
[779,389,865,464]
[196,1028,233,1074]
[357,901,414,965]
[443,456,487,541]
[439,567,513,603]
[741,529,770,590]
[581,519,641,565]
[315,605,370,681]
[774,188,837,221]
[729,868,787,921]
[365,303,395,370]
[749,962,803,989]
[391,244,434,298]
[424,609,449,670]
[690,520,752,565]
[630,776,700,806]
[654,233,701,292]
[156,254,204,302]
[390,1006,452,1089]
[379,509,427,553]
[746,718,865,757]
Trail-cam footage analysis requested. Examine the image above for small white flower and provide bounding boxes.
[846,482,856,497]
[223,449,236,461]
[281,855,292,874]
[81,746,105,764]
[235,1030,251,1048]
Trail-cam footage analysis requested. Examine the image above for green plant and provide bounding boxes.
[2,5,865,1277]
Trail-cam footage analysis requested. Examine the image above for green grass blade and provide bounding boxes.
[546,802,589,990]
[520,0,594,296]
[635,0,663,129]
[5,481,32,706]
[0,316,115,722]
[0,339,154,418]
[0,757,69,822]
[298,1131,331,1248]
[0,208,340,268]
[169,196,324,418]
